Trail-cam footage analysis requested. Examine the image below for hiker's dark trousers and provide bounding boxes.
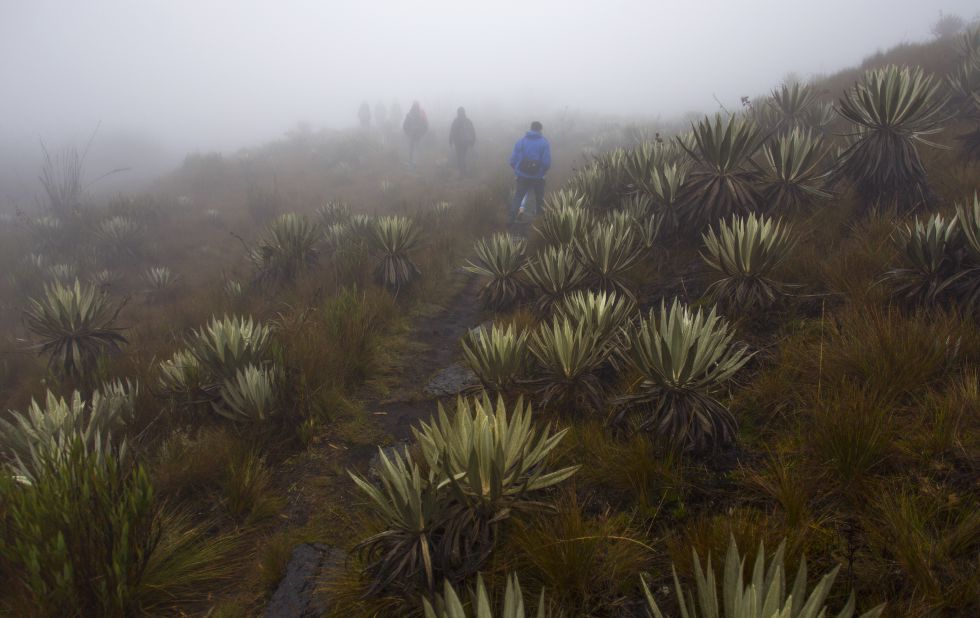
[510,176,545,222]
[454,145,470,176]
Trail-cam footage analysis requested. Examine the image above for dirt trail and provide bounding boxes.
[368,219,533,444]
[264,192,531,614]
[275,269,485,533]
[367,270,485,442]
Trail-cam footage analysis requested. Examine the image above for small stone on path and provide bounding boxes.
[424,362,479,398]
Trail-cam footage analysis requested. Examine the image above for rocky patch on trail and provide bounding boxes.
[424,361,479,398]
[264,544,344,618]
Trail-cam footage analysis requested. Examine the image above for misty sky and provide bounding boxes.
[1,0,977,156]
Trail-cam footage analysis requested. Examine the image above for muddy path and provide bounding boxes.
[275,269,485,531]
[276,218,538,532]
[364,270,485,443]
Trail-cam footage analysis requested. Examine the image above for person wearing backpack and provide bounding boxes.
[403,101,429,166]
[508,121,551,224]
[449,107,476,177]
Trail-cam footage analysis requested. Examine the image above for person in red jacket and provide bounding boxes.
[403,101,428,166]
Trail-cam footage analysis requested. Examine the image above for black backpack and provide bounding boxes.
[517,141,542,175]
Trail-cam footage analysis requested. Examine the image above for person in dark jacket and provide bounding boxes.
[448,107,476,177]
[403,101,429,166]
[508,121,551,223]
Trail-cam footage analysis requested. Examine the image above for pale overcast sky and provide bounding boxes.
[1,0,977,154]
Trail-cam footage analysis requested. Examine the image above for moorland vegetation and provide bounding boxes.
[1,24,979,618]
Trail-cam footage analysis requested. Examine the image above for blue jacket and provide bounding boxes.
[509,131,551,179]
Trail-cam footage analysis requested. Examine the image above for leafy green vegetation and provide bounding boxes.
[701,213,798,313]
[423,574,548,618]
[23,279,127,380]
[249,213,322,286]
[2,29,979,618]
[644,537,885,618]
[528,315,609,412]
[760,128,832,210]
[574,217,644,296]
[349,396,576,595]
[461,323,529,395]
[835,65,949,207]
[371,215,422,292]
[524,245,587,314]
[0,383,135,479]
[680,114,766,226]
[535,190,591,246]
[617,300,753,451]
[465,233,528,310]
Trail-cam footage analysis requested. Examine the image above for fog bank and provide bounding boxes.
[1,0,976,204]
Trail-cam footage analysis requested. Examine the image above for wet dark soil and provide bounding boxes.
[275,270,485,530]
[372,272,484,437]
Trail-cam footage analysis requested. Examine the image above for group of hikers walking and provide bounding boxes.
[357,100,402,132]
[358,101,551,225]
[397,101,476,175]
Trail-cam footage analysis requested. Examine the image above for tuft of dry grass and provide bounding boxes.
[150,426,244,502]
[557,421,687,517]
[505,493,657,616]
[222,449,283,525]
[740,449,815,533]
[862,483,980,616]
[815,213,898,308]
[319,560,411,618]
[150,429,284,526]
[907,370,980,462]
[734,306,971,439]
[275,286,399,406]
[806,382,897,498]
[818,307,967,404]
[137,509,251,613]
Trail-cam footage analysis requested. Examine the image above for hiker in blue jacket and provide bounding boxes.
[508,121,551,224]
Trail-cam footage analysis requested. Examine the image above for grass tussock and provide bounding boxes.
[558,422,687,517]
[806,382,897,497]
[862,484,980,615]
[734,305,973,432]
[507,495,656,616]
[909,370,980,461]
